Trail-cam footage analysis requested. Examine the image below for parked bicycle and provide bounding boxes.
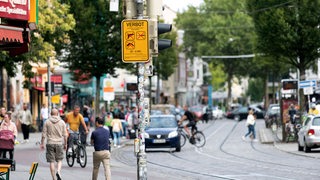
[178,125,206,148]
[66,132,87,168]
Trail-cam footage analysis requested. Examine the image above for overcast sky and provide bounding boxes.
[163,0,203,12]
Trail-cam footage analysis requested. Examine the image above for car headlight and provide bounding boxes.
[144,132,149,138]
[168,131,178,138]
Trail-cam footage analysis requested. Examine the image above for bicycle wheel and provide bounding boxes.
[78,146,87,168]
[66,147,75,167]
[193,131,206,148]
[180,133,187,147]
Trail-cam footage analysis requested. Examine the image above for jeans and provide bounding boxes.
[121,121,127,137]
[113,131,121,146]
[245,125,256,139]
[68,132,79,148]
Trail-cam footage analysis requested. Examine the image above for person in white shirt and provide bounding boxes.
[18,103,33,143]
[242,109,257,141]
[40,104,49,132]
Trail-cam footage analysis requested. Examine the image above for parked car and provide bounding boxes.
[212,106,224,119]
[226,106,264,121]
[264,104,280,128]
[144,115,181,152]
[297,115,320,152]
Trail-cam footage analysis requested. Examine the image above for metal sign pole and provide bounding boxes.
[136,1,147,179]
[47,57,51,115]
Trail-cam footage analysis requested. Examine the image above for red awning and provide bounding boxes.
[0,25,23,43]
[33,87,45,91]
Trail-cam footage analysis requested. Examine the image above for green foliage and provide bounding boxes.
[210,63,226,91]
[1,0,75,82]
[62,0,126,79]
[246,78,264,102]
[247,0,320,75]
[176,0,256,106]
[155,29,178,80]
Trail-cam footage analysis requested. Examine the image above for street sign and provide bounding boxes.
[51,94,60,104]
[299,80,316,88]
[103,77,115,101]
[303,87,313,95]
[122,19,149,63]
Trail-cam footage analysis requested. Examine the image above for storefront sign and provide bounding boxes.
[0,0,29,20]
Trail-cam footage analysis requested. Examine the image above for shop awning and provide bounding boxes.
[0,25,23,43]
[33,87,45,91]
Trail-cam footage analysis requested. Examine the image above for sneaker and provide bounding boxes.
[67,148,72,154]
[56,172,62,180]
[25,139,29,143]
[253,139,258,142]
[242,136,246,141]
[114,144,117,148]
[117,145,121,148]
[15,140,20,145]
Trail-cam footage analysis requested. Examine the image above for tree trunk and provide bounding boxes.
[227,74,232,111]
[94,76,101,119]
[265,74,269,109]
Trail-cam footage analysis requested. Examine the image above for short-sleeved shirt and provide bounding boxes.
[66,112,84,132]
[184,110,195,122]
[91,127,110,151]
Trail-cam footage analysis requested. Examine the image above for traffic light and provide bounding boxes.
[158,23,172,51]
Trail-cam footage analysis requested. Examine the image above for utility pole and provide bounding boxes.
[122,0,149,179]
[122,1,171,179]
[47,57,51,115]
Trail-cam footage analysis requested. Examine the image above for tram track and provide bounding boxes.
[112,119,320,179]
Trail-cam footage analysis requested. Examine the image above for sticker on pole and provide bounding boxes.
[122,19,149,63]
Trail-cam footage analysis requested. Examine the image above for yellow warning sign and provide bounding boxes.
[51,95,60,104]
[122,19,149,63]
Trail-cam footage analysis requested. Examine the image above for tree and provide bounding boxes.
[176,0,255,109]
[1,0,75,87]
[62,0,126,115]
[155,29,178,80]
[247,0,320,110]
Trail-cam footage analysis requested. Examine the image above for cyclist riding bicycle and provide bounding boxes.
[178,105,197,138]
[65,105,89,154]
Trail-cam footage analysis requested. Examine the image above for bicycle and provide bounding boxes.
[66,132,87,168]
[178,125,206,148]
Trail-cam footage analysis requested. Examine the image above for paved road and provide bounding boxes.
[5,119,320,179]
[9,130,166,180]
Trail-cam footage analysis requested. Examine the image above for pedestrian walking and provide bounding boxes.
[40,108,68,180]
[40,104,49,132]
[91,117,111,180]
[104,112,114,140]
[19,103,33,143]
[0,113,18,159]
[111,114,123,148]
[242,109,257,141]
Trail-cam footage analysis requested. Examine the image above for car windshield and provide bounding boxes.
[148,116,177,128]
[312,117,320,126]
[269,107,280,114]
